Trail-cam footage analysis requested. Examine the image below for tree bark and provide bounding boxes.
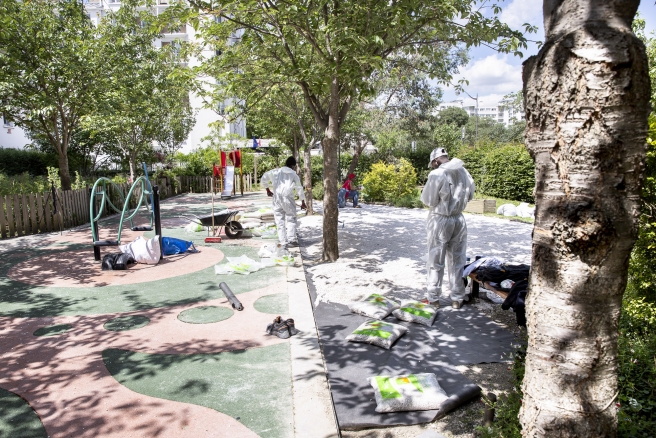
[321,76,341,262]
[346,136,367,177]
[520,1,650,436]
[304,137,314,216]
[57,150,72,191]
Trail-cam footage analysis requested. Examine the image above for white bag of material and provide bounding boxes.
[349,294,400,320]
[392,300,438,327]
[516,202,535,218]
[369,373,448,413]
[496,203,517,217]
[258,243,289,259]
[240,221,262,230]
[214,255,267,275]
[273,254,295,266]
[184,222,206,233]
[119,235,160,265]
[346,319,407,350]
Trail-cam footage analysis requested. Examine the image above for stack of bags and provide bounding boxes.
[240,207,275,231]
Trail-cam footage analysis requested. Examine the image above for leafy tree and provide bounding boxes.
[520,0,651,434]
[0,0,101,190]
[189,0,532,261]
[84,0,195,181]
[438,107,469,128]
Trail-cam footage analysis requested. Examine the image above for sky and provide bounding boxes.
[440,0,656,107]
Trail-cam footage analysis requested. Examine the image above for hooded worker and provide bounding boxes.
[421,147,475,308]
[261,157,307,247]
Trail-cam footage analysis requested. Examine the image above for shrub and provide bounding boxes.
[0,147,58,176]
[362,162,396,202]
[362,158,417,203]
[480,144,534,202]
[0,172,49,196]
[312,182,324,200]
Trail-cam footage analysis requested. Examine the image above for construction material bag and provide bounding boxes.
[369,373,448,413]
[392,300,438,327]
[349,293,400,319]
[214,255,272,275]
[346,319,407,350]
[119,235,160,265]
[162,237,198,256]
[496,203,518,217]
[184,222,206,232]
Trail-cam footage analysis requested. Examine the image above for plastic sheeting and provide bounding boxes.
[119,235,160,265]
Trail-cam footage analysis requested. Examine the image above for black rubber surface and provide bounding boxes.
[305,273,515,429]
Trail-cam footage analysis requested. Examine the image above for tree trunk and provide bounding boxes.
[520,1,650,436]
[321,77,342,262]
[129,153,137,183]
[57,150,72,191]
[346,136,366,177]
[292,131,301,175]
[304,137,314,216]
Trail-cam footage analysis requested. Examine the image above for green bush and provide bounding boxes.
[312,182,324,200]
[617,294,656,436]
[362,158,417,203]
[480,144,534,202]
[0,172,50,196]
[0,147,58,176]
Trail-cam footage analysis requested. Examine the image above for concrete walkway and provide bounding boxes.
[0,192,338,438]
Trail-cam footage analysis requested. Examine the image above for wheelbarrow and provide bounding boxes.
[183,209,244,239]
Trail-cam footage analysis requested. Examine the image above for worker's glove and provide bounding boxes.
[301,200,307,210]
[266,188,273,197]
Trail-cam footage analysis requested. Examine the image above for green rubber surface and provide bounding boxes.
[253,294,289,315]
[104,315,150,332]
[0,388,47,438]
[178,306,234,324]
[0,244,285,318]
[33,324,73,337]
[103,344,293,438]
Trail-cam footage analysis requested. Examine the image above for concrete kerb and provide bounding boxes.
[287,246,340,438]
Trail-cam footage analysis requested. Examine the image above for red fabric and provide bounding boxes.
[228,150,241,167]
[213,165,221,178]
[220,151,227,168]
[342,174,356,191]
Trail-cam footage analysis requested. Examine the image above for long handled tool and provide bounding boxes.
[205,177,222,243]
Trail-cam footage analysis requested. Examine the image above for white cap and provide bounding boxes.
[428,148,448,167]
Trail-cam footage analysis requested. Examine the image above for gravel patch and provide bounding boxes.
[297,203,533,437]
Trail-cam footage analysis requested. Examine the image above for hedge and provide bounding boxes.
[0,147,58,176]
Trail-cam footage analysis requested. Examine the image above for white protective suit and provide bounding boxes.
[261,166,305,245]
[420,158,475,303]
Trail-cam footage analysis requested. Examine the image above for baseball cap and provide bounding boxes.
[428,148,448,167]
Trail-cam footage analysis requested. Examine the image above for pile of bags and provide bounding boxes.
[496,202,535,218]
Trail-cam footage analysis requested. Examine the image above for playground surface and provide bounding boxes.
[0,192,338,438]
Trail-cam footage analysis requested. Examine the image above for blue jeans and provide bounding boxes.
[338,188,359,207]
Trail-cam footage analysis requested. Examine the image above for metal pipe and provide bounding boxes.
[153,186,162,260]
[219,282,243,311]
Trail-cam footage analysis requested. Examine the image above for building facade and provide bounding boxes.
[438,98,525,127]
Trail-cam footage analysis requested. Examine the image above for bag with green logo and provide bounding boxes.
[368,373,448,413]
[345,319,407,349]
[392,300,438,327]
[348,293,400,319]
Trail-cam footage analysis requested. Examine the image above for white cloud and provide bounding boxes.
[499,0,543,35]
[453,54,522,98]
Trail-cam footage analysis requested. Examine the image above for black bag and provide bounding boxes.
[102,252,136,271]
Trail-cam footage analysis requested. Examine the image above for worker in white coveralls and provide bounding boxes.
[421,147,475,309]
[261,157,307,248]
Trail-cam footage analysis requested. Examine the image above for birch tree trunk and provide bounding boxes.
[520,1,651,436]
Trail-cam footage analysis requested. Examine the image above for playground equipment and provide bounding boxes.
[89,163,162,261]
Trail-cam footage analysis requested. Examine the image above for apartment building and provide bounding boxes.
[438,98,525,127]
[0,0,245,153]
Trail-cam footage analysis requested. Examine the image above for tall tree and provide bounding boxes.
[0,0,101,190]
[520,1,651,435]
[190,0,530,261]
[85,0,195,181]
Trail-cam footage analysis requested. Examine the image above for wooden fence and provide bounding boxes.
[0,174,254,239]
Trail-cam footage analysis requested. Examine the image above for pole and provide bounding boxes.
[254,153,258,187]
[153,186,162,261]
[475,93,479,144]
[91,187,100,261]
